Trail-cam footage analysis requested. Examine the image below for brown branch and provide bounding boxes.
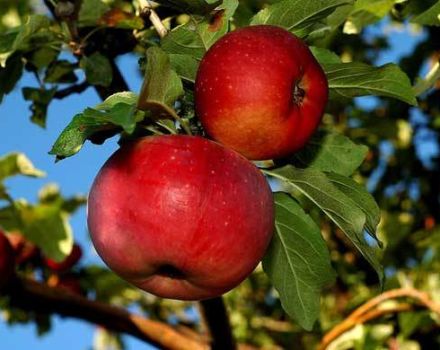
[318,288,440,350]
[6,277,207,350]
[199,297,237,350]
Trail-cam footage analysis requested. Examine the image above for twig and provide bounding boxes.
[199,297,236,350]
[54,81,90,99]
[318,288,440,350]
[7,277,207,350]
[139,0,168,38]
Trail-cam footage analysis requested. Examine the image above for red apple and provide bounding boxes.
[195,25,328,160]
[0,229,15,290]
[7,232,39,265]
[44,243,82,273]
[87,135,274,300]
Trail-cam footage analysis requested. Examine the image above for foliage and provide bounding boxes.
[1,0,440,349]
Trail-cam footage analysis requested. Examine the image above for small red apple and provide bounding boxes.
[7,232,39,265]
[87,135,274,300]
[195,25,328,160]
[44,243,82,273]
[0,229,15,290]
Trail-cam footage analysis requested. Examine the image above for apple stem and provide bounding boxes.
[199,297,237,350]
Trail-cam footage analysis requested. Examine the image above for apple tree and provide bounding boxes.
[1,0,440,349]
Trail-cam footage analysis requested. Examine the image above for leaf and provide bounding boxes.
[310,46,341,65]
[344,0,395,34]
[293,131,368,176]
[12,15,51,52]
[98,9,144,29]
[154,0,222,15]
[250,0,352,38]
[411,1,440,26]
[0,200,73,261]
[22,87,57,128]
[0,153,46,181]
[323,62,418,106]
[0,53,23,103]
[78,0,110,27]
[169,54,199,83]
[44,60,78,84]
[413,61,440,96]
[50,92,139,159]
[265,166,384,283]
[263,193,335,330]
[80,52,113,87]
[161,4,235,60]
[138,47,183,118]
[326,172,381,243]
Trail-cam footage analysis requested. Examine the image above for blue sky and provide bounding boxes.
[0,19,429,350]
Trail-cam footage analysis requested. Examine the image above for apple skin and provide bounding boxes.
[0,229,15,290]
[7,232,39,265]
[195,25,328,160]
[44,243,82,273]
[87,135,274,300]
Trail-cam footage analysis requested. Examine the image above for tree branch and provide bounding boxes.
[54,81,90,99]
[319,288,440,350]
[7,277,207,350]
[199,297,236,350]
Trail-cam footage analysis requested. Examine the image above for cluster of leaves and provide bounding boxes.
[2,0,440,349]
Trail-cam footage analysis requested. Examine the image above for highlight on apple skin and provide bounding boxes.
[195,25,328,160]
[0,229,15,290]
[87,135,274,301]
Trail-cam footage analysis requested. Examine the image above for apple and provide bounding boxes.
[195,25,328,160]
[87,135,274,300]
[44,243,82,273]
[7,232,39,265]
[0,229,15,290]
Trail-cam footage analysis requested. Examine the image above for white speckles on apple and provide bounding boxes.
[170,156,176,160]
[210,170,216,175]
[224,221,229,227]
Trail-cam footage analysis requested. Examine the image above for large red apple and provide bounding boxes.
[0,229,15,290]
[195,25,328,160]
[87,135,274,300]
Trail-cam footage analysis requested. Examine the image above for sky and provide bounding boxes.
[0,18,429,350]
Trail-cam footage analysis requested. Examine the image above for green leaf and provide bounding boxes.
[0,200,73,261]
[265,166,384,283]
[293,131,368,176]
[22,87,57,128]
[80,52,113,87]
[154,0,222,15]
[323,62,418,106]
[310,46,341,64]
[326,172,381,243]
[343,0,395,34]
[161,6,235,60]
[0,153,45,181]
[138,47,183,118]
[161,23,206,60]
[38,183,87,215]
[50,92,139,159]
[44,60,78,84]
[78,0,110,27]
[0,53,23,103]
[263,193,335,330]
[26,47,59,71]
[250,0,352,38]
[12,15,51,52]
[169,54,199,83]
[411,1,440,26]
